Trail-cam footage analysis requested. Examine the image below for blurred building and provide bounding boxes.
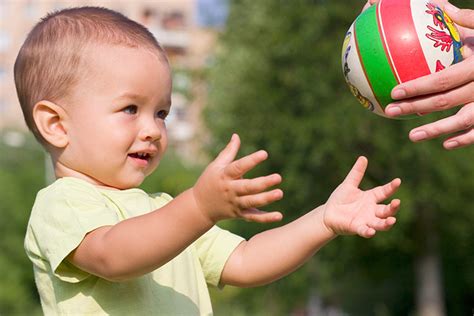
[0,0,222,159]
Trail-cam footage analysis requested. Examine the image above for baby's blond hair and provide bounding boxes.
[14,6,166,145]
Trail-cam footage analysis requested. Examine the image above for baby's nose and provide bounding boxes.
[139,122,162,142]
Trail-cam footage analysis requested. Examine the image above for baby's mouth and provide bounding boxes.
[128,152,151,161]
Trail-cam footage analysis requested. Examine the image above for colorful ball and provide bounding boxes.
[341,0,463,118]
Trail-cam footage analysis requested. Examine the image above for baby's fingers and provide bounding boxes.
[234,174,282,195]
[375,199,401,218]
[357,217,395,238]
[241,209,283,223]
[343,156,368,187]
[357,225,376,238]
[226,150,269,179]
[238,189,284,209]
[215,133,241,165]
[371,178,401,202]
[369,217,397,232]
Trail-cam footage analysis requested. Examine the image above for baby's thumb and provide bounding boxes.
[445,4,474,29]
[215,133,240,164]
[343,156,368,187]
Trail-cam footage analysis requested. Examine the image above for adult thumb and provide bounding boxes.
[445,4,474,28]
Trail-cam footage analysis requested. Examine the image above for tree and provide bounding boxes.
[0,132,44,315]
[204,0,474,314]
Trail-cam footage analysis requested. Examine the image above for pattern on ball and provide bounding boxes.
[342,0,463,118]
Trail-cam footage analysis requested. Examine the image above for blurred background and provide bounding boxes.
[0,0,473,315]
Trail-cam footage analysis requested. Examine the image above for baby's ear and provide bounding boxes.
[33,100,69,148]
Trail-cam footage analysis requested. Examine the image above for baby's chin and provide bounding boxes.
[97,176,146,190]
[96,165,158,190]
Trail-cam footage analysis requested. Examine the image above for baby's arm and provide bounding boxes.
[221,157,400,287]
[68,134,283,281]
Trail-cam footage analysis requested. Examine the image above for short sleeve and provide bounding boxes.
[25,178,119,283]
[151,192,245,286]
[150,191,173,207]
[193,225,245,287]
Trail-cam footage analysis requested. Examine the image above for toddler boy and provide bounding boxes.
[16,7,401,315]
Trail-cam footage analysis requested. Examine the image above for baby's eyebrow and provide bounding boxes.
[116,92,147,103]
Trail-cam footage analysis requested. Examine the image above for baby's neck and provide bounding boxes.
[53,159,119,190]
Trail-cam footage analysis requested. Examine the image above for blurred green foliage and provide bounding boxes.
[204,0,474,314]
[0,131,44,315]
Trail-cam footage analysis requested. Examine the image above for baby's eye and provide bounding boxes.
[156,109,169,120]
[123,105,138,115]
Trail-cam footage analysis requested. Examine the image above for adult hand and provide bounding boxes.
[383,3,474,149]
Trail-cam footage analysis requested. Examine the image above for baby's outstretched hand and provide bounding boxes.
[192,134,283,223]
[323,157,401,238]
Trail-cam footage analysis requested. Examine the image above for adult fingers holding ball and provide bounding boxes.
[346,0,464,118]
[383,3,474,149]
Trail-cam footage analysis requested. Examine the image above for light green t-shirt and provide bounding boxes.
[24,177,244,315]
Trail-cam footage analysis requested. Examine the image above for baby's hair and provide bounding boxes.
[14,6,167,145]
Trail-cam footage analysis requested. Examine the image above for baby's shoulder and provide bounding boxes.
[35,177,106,206]
[149,191,174,207]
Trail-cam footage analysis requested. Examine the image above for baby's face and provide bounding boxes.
[58,44,172,189]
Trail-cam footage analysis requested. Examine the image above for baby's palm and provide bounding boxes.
[323,157,401,238]
[193,134,283,223]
